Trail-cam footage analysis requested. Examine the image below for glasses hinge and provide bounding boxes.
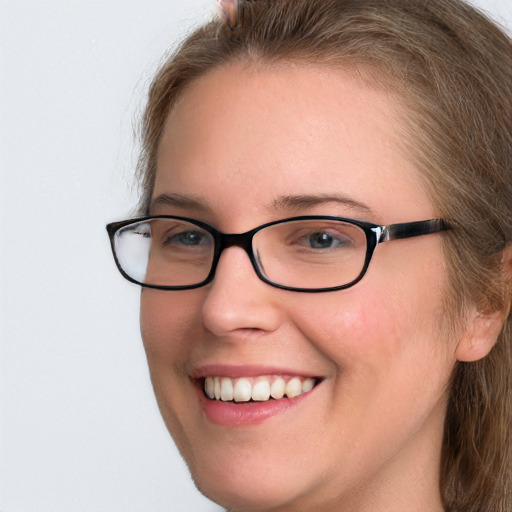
[375,226,389,243]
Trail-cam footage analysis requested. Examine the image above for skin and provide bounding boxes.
[140,62,488,511]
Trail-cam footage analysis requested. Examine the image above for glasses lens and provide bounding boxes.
[113,218,215,287]
[253,219,368,290]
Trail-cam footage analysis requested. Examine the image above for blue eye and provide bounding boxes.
[166,230,209,246]
[309,232,335,249]
[307,231,351,249]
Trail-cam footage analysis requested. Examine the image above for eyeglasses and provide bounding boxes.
[106,215,449,293]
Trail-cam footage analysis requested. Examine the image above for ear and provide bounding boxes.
[455,308,505,362]
[455,246,512,363]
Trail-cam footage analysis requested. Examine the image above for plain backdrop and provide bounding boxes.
[0,1,510,511]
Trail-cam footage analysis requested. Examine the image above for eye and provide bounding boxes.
[163,230,210,246]
[279,222,358,254]
[308,232,344,249]
[300,230,353,250]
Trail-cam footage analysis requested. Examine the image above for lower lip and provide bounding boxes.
[196,386,315,427]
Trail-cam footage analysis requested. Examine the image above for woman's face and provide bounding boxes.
[141,63,458,511]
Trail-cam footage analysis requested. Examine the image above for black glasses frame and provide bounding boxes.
[106,215,449,293]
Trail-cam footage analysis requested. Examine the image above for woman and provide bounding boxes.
[107,0,512,510]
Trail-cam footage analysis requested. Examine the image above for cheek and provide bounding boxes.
[290,261,449,377]
[139,290,204,453]
[140,289,203,361]
[292,285,405,363]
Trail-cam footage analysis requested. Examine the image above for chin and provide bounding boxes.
[173,434,318,512]
[191,471,306,512]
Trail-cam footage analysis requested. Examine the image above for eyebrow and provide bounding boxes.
[149,192,375,218]
[149,193,214,215]
[270,194,374,216]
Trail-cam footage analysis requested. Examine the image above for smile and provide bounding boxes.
[203,375,317,402]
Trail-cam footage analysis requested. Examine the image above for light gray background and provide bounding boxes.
[1,1,510,511]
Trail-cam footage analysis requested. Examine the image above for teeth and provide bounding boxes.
[205,376,215,399]
[302,378,315,393]
[270,377,285,399]
[234,378,252,402]
[252,380,271,401]
[285,377,302,398]
[214,377,221,400]
[220,377,234,401]
[203,375,317,402]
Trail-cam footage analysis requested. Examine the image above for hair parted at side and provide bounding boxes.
[136,1,512,510]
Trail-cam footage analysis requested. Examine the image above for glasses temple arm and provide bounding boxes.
[378,219,450,243]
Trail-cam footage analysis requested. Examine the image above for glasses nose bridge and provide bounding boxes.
[210,230,258,281]
[218,231,254,257]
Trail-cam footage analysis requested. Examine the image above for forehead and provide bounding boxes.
[154,62,434,226]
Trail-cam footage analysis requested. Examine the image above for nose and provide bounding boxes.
[201,246,283,338]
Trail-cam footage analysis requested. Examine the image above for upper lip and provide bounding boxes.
[190,364,322,379]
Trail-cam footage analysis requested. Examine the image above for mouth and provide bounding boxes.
[191,366,324,426]
[201,375,321,403]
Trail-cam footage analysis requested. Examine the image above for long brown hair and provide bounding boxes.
[136,1,512,509]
